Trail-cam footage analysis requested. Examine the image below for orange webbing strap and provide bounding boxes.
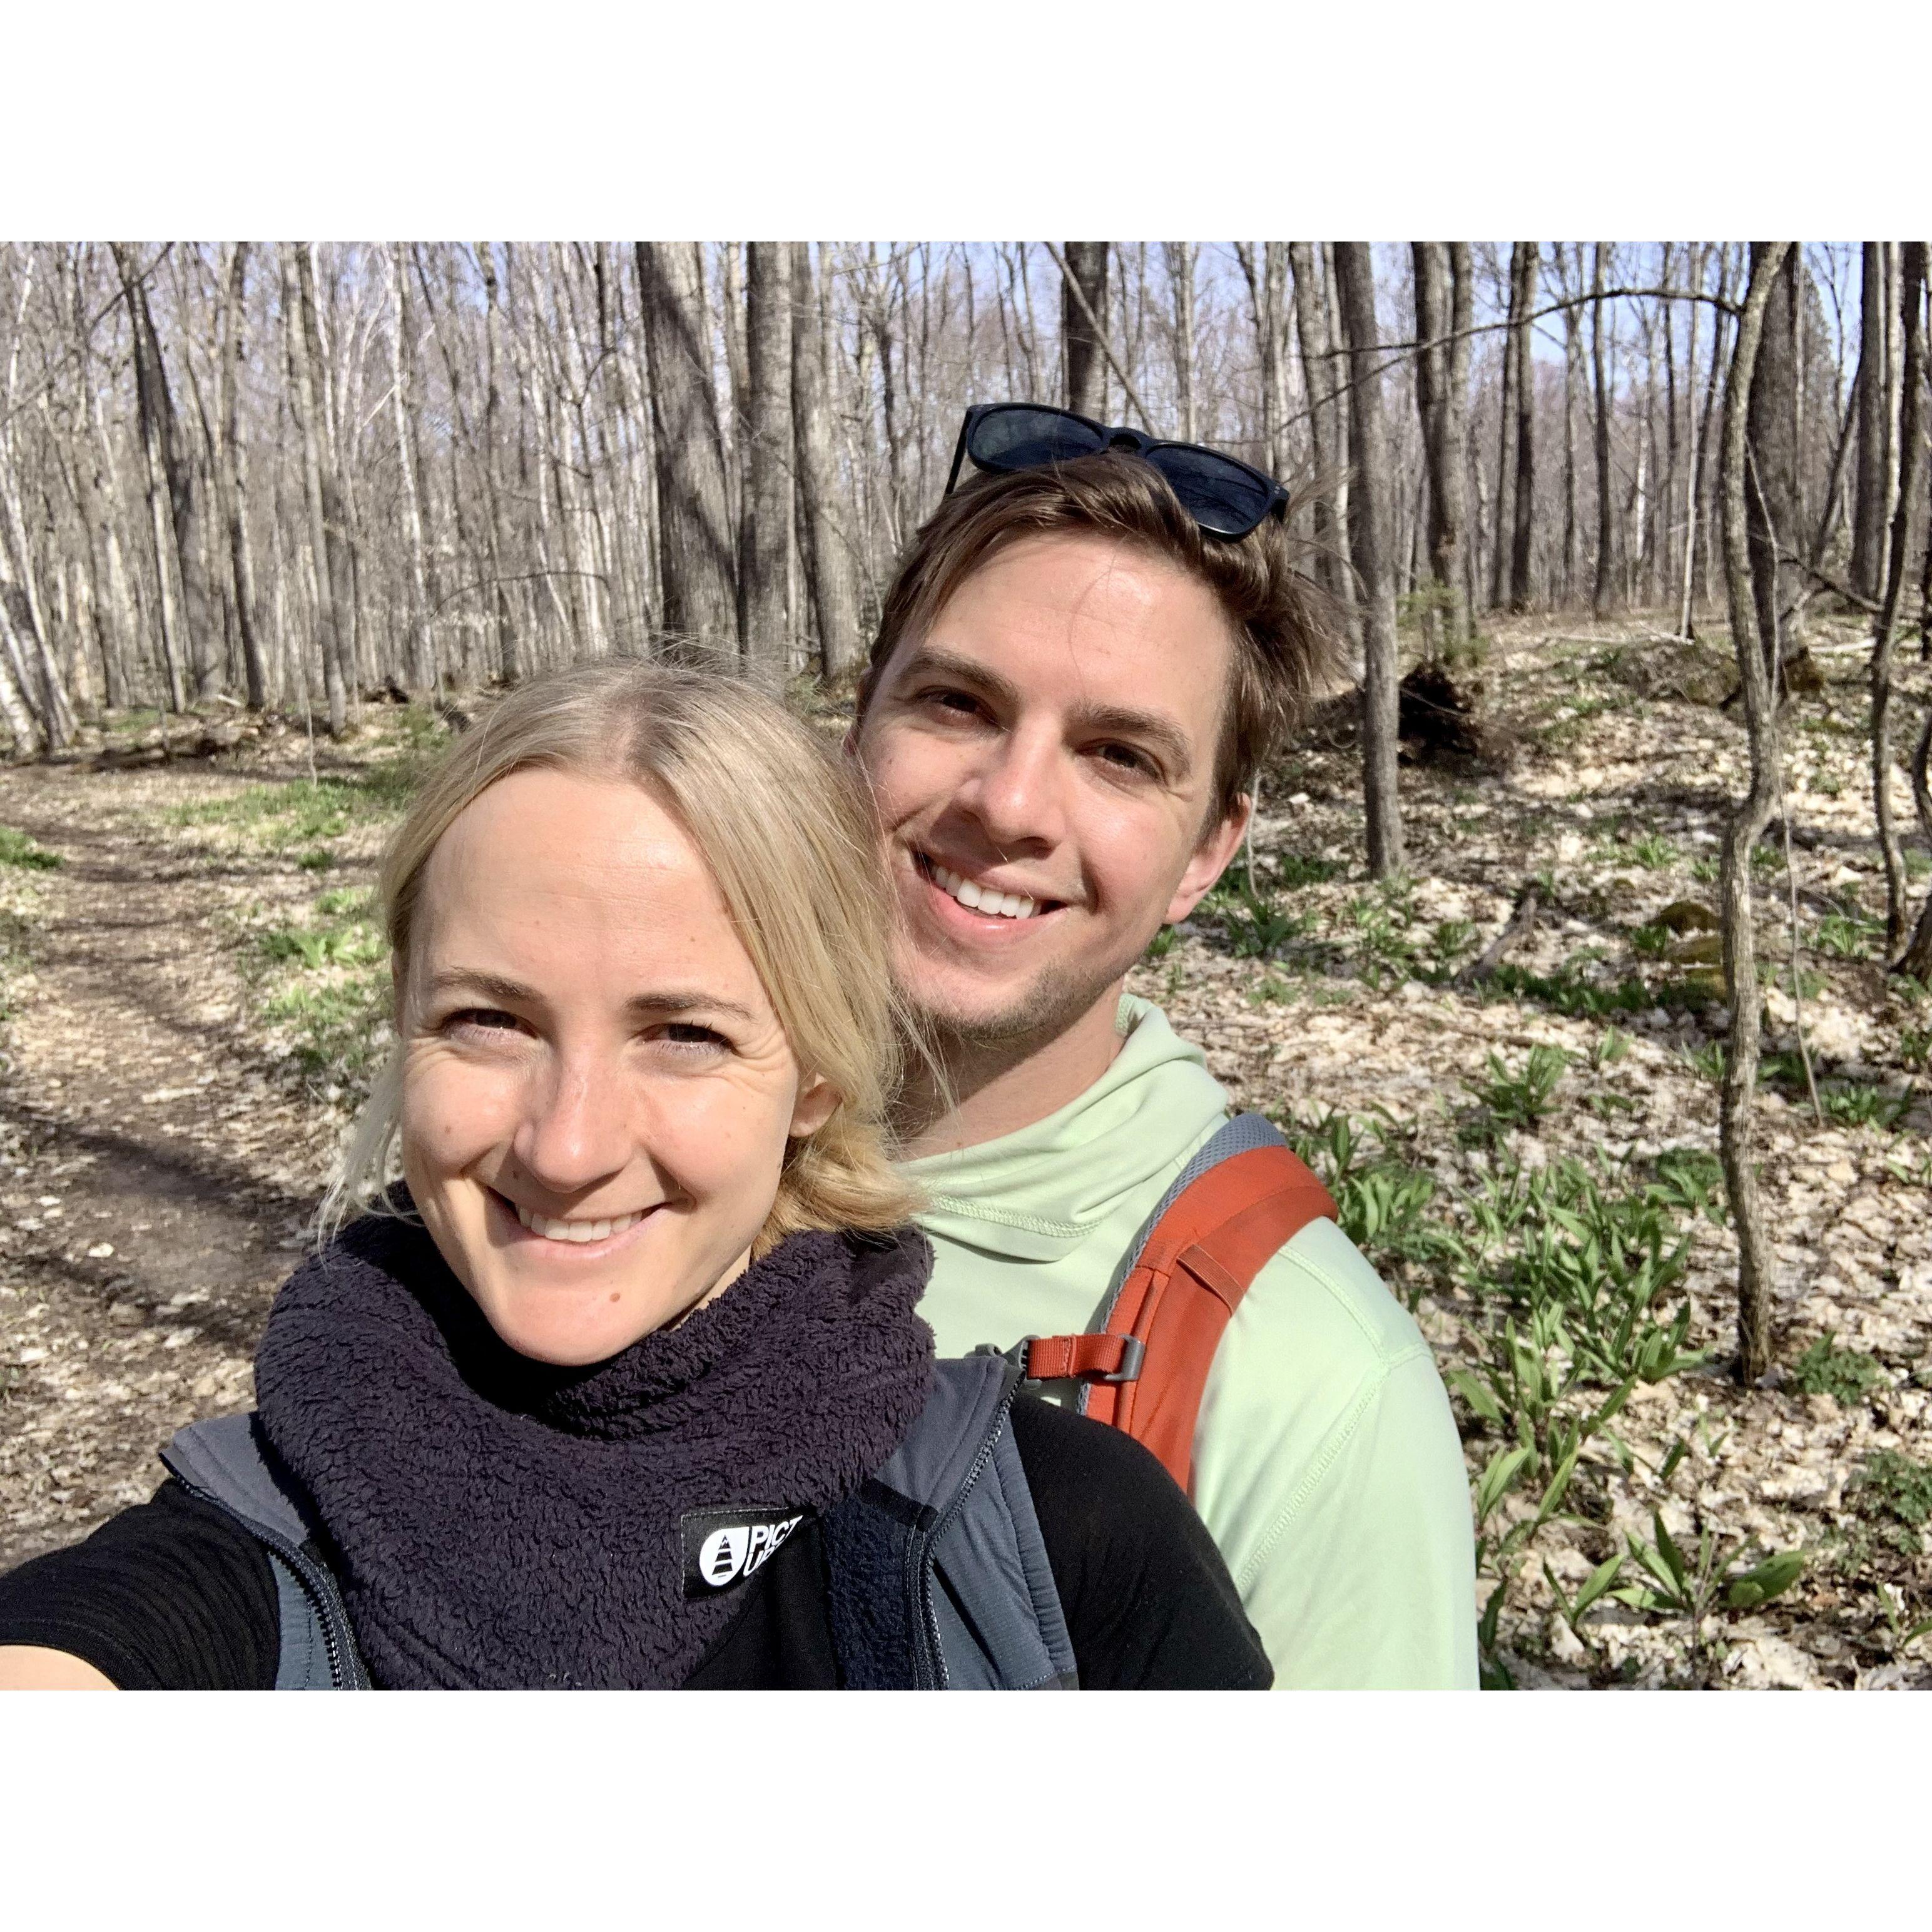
[1022,1144,1335,1494]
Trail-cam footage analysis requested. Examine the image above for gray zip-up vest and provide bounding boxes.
[160,1353,1075,1691]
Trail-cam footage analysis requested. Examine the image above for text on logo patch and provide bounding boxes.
[680,1505,807,1599]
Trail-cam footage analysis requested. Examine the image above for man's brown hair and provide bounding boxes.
[857,450,1342,826]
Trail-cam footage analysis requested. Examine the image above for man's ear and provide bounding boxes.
[1164,793,1254,926]
[788,1073,841,1140]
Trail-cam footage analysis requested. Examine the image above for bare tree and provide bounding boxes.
[636,242,738,653]
[1716,241,1794,1386]
[215,244,268,709]
[790,243,862,682]
[1591,244,1615,618]
[1508,243,1538,610]
[1062,243,1109,417]
[1333,243,1402,877]
[741,243,793,694]
[1871,242,1927,953]
[284,244,348,735]
[1411,242,1472,651]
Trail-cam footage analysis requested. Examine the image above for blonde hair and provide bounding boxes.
[322,659,926,1252]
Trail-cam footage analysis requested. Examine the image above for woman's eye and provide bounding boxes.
[447,1007,522,1034]
[659,1022,728,1050]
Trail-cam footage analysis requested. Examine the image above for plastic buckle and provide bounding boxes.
[1101,1335,1146,1385]
[971,1336,1041,1384]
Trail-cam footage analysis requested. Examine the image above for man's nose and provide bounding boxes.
[510,1052,631,1198]
[963,723,1064,855]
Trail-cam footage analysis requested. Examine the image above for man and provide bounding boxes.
[848,407,1477,1687]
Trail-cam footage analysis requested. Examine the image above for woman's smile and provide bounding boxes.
[487,1186,664,1259]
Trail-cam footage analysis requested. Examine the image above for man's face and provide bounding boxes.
[852,532,1249,1048]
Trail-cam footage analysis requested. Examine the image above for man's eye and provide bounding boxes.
[919,688,985,718]
[1095,743,1156,777]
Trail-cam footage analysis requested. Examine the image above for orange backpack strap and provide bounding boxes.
[1004,1114,1335,1495]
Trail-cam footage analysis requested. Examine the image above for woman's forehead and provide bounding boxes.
[412,769,764,997]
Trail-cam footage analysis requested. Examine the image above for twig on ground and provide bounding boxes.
[1455,883,1540,987]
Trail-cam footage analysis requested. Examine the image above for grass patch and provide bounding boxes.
[0,826,61,871]
[1790,1335,1889,1406]
[1851,1449,1932,1555]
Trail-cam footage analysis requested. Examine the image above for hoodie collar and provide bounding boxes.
[903,997,1229,1260]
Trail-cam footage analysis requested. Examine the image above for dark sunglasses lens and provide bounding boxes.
[970,406,1106,472]
[1149,447,1272,537]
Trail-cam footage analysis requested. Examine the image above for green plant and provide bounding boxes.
[1276,1107,1445,1297]
[1818,1082,1912,1130]
[1689,854,1721,883]
[1814,910,1883,958]
[1618,833,1680,872]
[0,826,61,870]
[1591,1025,1631,1069]
[1272,852,1345,890]
[1851,1449,1932,1556]
[1645,1147,1728,1223]
[1463,1045,1569,1135]
[1629,921,1672,958]
[1614,1512,1804,1630]
[1202,879,1309,959]
[1431,919,1477,969]
[1791,1335,1889,1405]
[1143,925,1178,961]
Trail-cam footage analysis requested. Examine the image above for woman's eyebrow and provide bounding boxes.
[425,967,540,1005]
[626,990,758,1023]
[423,971,754,1025]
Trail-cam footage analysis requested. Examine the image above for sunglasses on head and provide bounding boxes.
[944,402,1291,541]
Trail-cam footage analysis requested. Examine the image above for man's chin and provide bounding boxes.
[901,957,1123,1054]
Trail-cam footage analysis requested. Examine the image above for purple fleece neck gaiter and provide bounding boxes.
[253,1210,933,1688]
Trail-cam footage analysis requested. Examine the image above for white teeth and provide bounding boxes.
[513,1203,644,1244]
[927,859,1040,920]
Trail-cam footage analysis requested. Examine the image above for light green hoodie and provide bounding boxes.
[904,997,1478,1689]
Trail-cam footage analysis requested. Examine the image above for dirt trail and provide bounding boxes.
[0,760,338,1570]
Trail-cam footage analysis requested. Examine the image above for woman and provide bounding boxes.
[0,662,1269,1690]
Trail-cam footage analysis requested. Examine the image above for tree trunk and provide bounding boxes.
[1333,243,1402,877]
[636,242,738,654]
[1852,243,1893,601]
[215,243,268,709]
[1411,242,1472,653]
[1717,242,1794,1387]
[1062,242,1110,418]
[741,243,793,694]
[1745,243,1804,679]
[284,245,348,736]
[790,243,862,683]
[1509,242,1538,611]
[1288,242,1352,619]
[385,245,435,691]
[1872,242,1928,953]
[1163,243,1196,441]
[1591,244,1615,618]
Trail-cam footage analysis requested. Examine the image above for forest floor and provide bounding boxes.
[1,614,1929,1687]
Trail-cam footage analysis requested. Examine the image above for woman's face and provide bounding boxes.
[397,766,835,1367]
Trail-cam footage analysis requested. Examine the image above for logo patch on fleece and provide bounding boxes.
[680,1505,808,1599]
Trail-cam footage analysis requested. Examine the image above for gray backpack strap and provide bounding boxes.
[160,1414,369,1690]
[821,1355,1077,1690]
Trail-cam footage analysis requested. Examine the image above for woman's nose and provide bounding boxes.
[510,1056,632,1197]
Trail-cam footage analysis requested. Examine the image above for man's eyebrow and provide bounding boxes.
[886,645,1022,709]
[423,968,755,1023]
[889,646,1196,779]
[1068,701,1195,781]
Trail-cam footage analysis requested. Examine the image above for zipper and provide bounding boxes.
[168,1470,366,1689]
[913,1380,1018,1690]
